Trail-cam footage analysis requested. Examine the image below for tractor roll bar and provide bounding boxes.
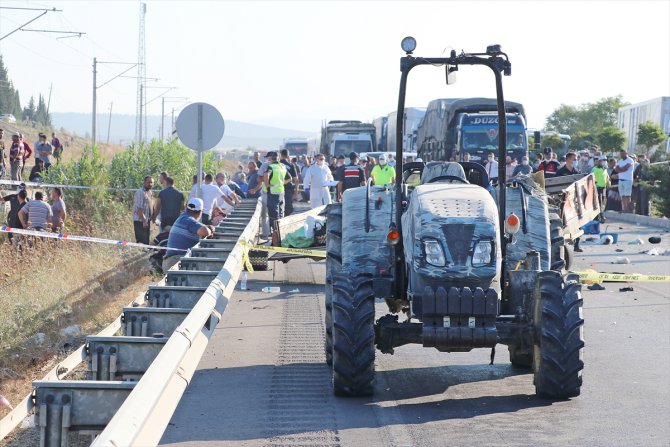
[394,47,512,299]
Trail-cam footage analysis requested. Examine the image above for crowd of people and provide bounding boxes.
[0,183,67,240]
[0,129,64,181]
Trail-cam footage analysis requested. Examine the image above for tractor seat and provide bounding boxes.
[420,162,468,185]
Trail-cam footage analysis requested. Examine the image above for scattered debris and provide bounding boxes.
[648,236,661,244]
[615,249,624,252]
[619,287,634,292]
[612,257,631,264]
[289,288,301,293]
[600,235,615,245]
[587,284,606,291]
[628,238,644,245]
[252,305,269,310]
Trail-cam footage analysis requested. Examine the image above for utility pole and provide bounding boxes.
[161,96,165,141]
[135,2,147,143]
[92,57,97,147]
[46,82,53,115]
[107,102,113,145]
[139,84,143,143]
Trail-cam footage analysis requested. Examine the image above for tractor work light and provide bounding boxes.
[401,36,417,54]
[472,240,493,267]
[505,213,520,234]
[423,239,446,267]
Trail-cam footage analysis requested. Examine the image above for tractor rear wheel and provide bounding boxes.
[325,204,342,366]
[533,272,584,399]
[331,273,376,397]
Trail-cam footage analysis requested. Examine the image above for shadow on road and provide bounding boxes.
[163,361,553,444]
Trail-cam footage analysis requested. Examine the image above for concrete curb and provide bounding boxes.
[604,210,670,230]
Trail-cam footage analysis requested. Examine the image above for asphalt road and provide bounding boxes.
[161,218,670,447]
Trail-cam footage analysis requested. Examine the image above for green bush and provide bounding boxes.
[41,139,220,234]
[109,140,220,193]
[646,163,670,218]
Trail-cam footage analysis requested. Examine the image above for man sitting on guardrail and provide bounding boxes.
[162,198,215,272]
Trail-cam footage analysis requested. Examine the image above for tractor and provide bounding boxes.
[325,38,597,399]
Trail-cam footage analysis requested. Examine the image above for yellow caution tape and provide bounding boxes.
[240,241,326,258]
[241,246,254,273]
[574,270,670,283]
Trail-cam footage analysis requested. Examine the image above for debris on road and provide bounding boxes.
[619,287,634,292]
[648,236,661,244]
[587,284,606,291]
[289,288,301,293]
[612,257,631,264]
[628,238,644,245]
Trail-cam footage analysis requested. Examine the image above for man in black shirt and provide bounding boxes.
[153,176,184,232]
[1,188,28,240]
[336,152,366,202]
[280,149,299,216]
[556,152,578,177]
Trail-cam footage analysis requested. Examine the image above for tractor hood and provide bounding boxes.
[401,183,502,287]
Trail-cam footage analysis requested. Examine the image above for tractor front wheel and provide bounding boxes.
[331,273,376,397]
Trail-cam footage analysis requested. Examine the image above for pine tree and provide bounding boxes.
[24,96,36,121]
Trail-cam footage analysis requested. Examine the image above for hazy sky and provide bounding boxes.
[0,0,668,137]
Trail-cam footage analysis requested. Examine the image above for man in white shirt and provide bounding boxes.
[615,149,634,213]
[196,174,236,224]
[303,154,334,209]
[485,153,499,182]
[215,172,241,213]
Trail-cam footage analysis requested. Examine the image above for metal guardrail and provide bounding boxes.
[91,199,260,446]
[0,200,260,446]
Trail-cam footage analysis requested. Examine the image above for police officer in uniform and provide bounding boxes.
[336,151,366,201]
[263,151,291,233]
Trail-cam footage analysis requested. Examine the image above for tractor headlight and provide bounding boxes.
[472,240,493,267]
[423,239,446,267]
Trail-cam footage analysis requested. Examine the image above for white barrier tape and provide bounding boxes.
[0,225,187,251]
[0,179,150,192]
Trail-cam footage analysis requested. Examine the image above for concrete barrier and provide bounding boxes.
[604,211,670,230]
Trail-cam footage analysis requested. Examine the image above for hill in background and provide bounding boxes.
[51,112,314,150]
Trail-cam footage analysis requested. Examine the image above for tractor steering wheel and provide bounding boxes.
[426,175,469,184]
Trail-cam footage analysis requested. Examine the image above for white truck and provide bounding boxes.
[320,120,376,158]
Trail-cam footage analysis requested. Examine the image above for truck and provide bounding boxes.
[373,116,388,151]
[324,39,599,400]
[320,120,376,159]
[281,137,311,157]
[387,107,426,153]
[416,98,528,164]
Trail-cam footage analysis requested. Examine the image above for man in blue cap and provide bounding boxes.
[336,151,365,202]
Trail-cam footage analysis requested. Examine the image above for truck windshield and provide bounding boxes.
[284,143,308,155]
[460,127,527,161]
[334,140,373,157]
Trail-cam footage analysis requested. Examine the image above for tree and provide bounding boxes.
[23,96,36,121]
[545,104,580,135]
[34,94,51,126]
[636,121,667,155]
[541,134,565,152]
[597,126,626,155]
[0,55,22,116]
[545,96,629,145]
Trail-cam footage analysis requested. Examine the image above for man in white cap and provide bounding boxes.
[162,197,215,272]
[369,153,395,186]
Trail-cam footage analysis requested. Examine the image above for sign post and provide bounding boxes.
[175,102,225,199]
